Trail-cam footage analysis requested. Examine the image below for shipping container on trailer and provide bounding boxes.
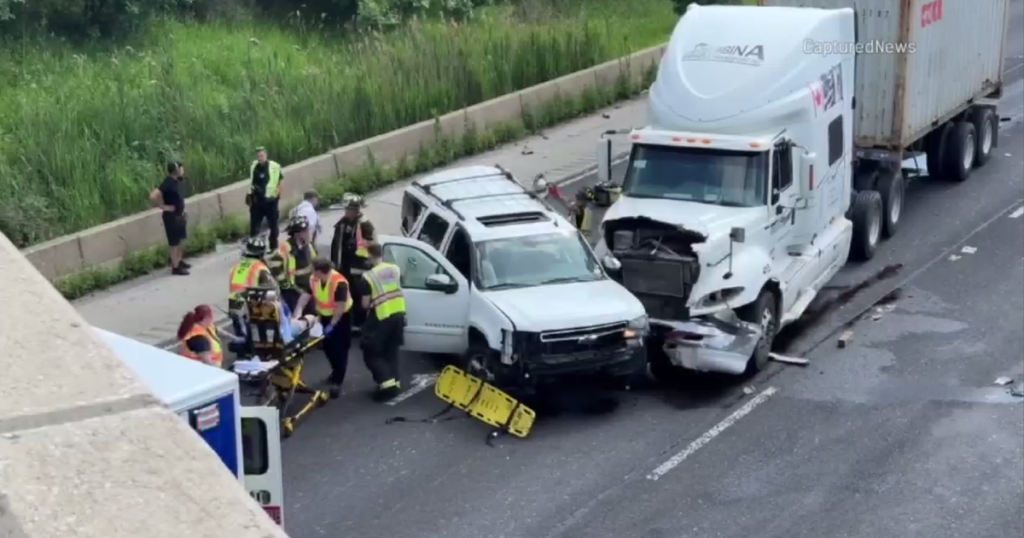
[758,0,1009,153]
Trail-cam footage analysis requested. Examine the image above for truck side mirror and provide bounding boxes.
[595,138,612,183]
[800,152,817,198]
[729,227,745,243]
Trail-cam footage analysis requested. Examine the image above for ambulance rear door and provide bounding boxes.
[240,406,285,529]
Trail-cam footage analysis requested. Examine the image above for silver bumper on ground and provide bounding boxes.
[654,312,762,375]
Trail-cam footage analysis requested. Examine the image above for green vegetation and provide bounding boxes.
[53,65,656,300]
[0,0,677,247]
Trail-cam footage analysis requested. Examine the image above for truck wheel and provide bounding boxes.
[876,170,904,239]
[925,122,952,179]
[463,338,496,382]
[942,121,976,182]
[850,190,883,261]
[647,345,689,385]
[737,289,778,376]
[972,108,996,168]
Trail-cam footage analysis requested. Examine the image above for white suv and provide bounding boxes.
[375,165,648,388]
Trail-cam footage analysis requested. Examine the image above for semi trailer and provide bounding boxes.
[592,1,1008,379]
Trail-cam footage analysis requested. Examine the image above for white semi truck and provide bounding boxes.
[593,1,1009,379]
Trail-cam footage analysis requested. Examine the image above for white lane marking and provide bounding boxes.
[1009,206,1024,219]
[386,373,439,406]
[646,386,779,481]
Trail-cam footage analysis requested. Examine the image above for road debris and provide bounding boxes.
[949,254,962,261]
[601,112,611,119]
[961,246,977,254]
[742,386,756,395]
[1011,384,1024,398]
[769,353,808,366]
[994,376,1014,386]
[521,147,534,155]
[1009,206,1023,219]
[837,329,854,348]
[870,303,897,321]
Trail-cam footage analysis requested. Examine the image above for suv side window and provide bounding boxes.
[401,192,426,236]
[417,212,450,249]
[445,226,473,280]
[383,244,446,289]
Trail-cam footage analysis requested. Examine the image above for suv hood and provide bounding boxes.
[603,196,766,240]
[483,279,644,333]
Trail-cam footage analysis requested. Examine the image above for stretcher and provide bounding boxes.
[433,365,537,439]
[232,287,329,439]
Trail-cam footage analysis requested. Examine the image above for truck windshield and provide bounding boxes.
[474,231,604,291]
[622,144,768,207]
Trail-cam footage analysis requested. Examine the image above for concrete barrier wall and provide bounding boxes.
[23,44,667,281]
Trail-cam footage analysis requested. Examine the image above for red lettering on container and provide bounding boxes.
[921,0,943,27]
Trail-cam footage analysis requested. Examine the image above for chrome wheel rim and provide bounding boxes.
[890,180,903,224]
[981,121,993,156]
[963,132,976,170]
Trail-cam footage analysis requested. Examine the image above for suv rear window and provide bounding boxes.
[401,193,426,235]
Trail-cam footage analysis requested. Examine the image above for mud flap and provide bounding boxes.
[435,365,537,438]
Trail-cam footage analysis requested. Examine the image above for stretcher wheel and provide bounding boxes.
[281,418,295,439]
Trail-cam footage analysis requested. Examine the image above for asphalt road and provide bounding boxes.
[278,8,1024,537]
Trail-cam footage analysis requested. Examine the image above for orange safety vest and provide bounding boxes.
[311,270,353,317]
[229,259,270,300]
[180,325,223,368]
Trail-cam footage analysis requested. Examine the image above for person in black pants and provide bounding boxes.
[294,258,352,399]
[150,161,190,275]
[248,146,284,250]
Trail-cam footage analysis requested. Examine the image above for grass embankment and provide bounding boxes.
[0,0,676,248]
[46,10,669,299]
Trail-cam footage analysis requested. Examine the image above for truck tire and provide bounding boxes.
[942,121,976,182]
[876,170,904,239]
[925,122,952,179]
[850,190,883,261]
[737,288,778,376]
[972,108,996,168]
[648,345,690,385]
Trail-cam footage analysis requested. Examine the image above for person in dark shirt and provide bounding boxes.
[248,147,284,251]
[150,161,190,275]
[330,195,375,328]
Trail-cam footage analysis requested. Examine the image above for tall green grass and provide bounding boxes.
[0,0,677,247]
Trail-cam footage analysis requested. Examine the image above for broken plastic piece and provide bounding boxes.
[961,246,977,254]
[769,353,809,366]
[742,386,755,395]
[994,376,1014,386]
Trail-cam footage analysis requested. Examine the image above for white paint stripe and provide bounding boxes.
[385,374,439,406]
[646,386,779,481]
[1009,206,1024,219]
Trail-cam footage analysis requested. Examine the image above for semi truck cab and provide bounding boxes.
[595,4,877,377]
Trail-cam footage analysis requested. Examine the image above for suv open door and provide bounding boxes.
[376,234,471,354]
[240,406,285,529]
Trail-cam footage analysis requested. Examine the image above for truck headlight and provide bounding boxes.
[697,287,744,308]
[501,329,515,365]
[624,315,648,338]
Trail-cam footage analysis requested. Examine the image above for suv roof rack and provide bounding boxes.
[411,164,559,223]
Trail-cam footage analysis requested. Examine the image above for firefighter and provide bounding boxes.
[358,243,407,402]
[267,215,317,313]
[571,187,594,236]
[330,193,375,328]
[294,258,352,399]
[228,236,276,338]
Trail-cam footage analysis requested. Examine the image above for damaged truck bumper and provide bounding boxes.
[652,313,762,375]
